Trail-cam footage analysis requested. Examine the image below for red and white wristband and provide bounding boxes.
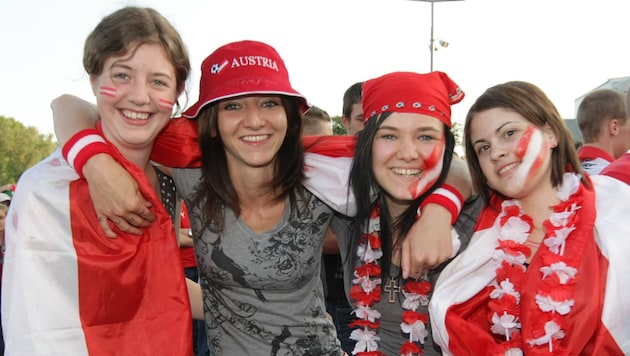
[417,184,464,225]
[61,129,111,179]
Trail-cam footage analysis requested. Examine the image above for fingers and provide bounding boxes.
[98,215,117,238]
[115,216,143,236]
[97,214,143,237]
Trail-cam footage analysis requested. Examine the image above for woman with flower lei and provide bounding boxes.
[430,81,630,355]
[340,71,483,356]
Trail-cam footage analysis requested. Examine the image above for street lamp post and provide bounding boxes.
[409,0,463,71]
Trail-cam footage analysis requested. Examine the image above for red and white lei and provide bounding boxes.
[490,173,582,355]
[349,205,432,356]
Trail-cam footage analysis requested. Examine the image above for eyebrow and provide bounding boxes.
[110,62,174,80]
[378,125,441,133]
[472,121,515,145]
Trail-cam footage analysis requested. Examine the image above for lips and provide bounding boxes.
[497,161,520,176]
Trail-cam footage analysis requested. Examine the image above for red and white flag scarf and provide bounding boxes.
[429,174,630,355]
[2,140,192,355]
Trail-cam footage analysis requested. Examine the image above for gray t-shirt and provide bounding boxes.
[336,196,483,356]
[173,168,344,356]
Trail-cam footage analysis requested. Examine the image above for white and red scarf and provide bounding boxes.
[429,173,630,355]
[2,140,192,355]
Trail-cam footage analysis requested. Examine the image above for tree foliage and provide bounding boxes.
[331,115,347,135]
[0,115,57,184]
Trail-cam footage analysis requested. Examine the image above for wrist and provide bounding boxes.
[62,129,112,178]
[418,184,463,225]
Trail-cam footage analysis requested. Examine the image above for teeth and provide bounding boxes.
[122,110,149,120]
[498,162,519,174]
[242,135,269,142]
[392,168,421,176]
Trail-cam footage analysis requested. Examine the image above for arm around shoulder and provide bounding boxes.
[51,94,100,146]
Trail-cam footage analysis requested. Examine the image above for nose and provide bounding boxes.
[489,142,507,161]
[127,81,150,106]
[397,137,419,161]
[243,106,264,129]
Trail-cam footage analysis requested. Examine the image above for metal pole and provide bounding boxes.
[430,1,434,71]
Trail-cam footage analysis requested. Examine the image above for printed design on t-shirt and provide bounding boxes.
[195,196,339,355]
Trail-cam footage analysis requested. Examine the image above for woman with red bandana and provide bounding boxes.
[340,71,483,355]
[430,81,630,355]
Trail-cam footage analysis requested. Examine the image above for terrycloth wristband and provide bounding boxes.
[418,184,463,225]
[61,128,111,179]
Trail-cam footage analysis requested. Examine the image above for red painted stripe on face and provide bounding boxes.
[515,126,535,159]
[99,86,117,98]
[158,98,174,111]
[515,126,547,188]
[406,139,445,199]
[423,139,444,169]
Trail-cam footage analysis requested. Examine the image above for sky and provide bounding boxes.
[1,0,629,138]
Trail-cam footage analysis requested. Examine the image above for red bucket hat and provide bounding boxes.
[361,71,464,128]
[183,40,309,118]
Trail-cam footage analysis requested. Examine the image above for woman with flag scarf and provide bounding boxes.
[429,81,630,355]
[2,7,196,355]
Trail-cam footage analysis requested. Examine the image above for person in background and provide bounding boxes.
[341,81,364,135]
[576,88,630,175]
[601,85,630,185]
[303,105,333,136]
[1,6,199,355]
[341,71,481,355]
[430,80,630,355]
[0,193,10,208]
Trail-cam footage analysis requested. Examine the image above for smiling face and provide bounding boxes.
[217,95,288,171]
[470,107,557,200]
[371,112,445,217]
[91,43,178,162]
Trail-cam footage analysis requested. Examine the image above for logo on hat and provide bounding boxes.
[211,60,228,74]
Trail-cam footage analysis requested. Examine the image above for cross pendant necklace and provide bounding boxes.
[383,276,401,303]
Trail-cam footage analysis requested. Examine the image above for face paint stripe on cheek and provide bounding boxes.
[99,86,117,98]
[423,139,444,168]
[514,126,534,159]
[407,142,445,199]
[515,127,546,187]
[158,98,174,111]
